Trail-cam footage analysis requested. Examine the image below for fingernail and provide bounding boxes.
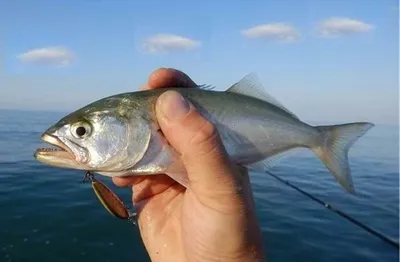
[158,91,190,122]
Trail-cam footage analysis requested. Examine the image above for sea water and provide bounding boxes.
[0,109,398,262]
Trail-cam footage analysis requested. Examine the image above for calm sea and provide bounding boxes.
[0,109,398,262]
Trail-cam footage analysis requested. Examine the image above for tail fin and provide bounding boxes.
[312,122,374,194]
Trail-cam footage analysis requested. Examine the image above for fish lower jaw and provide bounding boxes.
[33,150,88,170]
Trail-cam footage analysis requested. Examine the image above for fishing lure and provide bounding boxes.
[83,172,137,225]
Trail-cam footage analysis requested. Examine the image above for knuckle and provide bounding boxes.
[185,117,229,163]
[189,118,219,149]
[155,67,169,75]
[150,67,167,80]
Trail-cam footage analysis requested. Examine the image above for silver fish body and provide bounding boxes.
[34,74,374,194]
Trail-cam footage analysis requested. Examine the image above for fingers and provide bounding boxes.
[144,68,197,90]
[112,175,177,203]
[155,90,244,198]
[112,176,147,187]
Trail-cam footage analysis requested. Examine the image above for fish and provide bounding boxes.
[34,74,374,194]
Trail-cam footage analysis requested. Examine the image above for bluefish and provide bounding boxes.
[34,74,374,194]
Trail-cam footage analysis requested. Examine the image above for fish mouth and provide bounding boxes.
[35,133,74,158]
[34,133,82,169]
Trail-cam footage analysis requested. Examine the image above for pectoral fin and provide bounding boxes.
[165,170,190,188]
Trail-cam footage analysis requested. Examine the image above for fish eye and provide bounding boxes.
[76,126,86,136]
[71,122,92,139]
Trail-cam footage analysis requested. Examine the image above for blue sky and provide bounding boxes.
[0,0,398,124]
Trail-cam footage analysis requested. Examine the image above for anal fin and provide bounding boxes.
[245,149,302,172]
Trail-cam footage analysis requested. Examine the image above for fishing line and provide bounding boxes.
[264,170,399,250]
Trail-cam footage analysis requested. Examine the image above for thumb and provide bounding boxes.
[155,90,243,194]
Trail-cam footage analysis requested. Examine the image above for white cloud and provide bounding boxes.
[241,23,300,43]
[143,34,201,54]
[17,47,74,67]
[317,17,374,38]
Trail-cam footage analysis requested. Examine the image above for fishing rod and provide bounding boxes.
[264,170,400,251]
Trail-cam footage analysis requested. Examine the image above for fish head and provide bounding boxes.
[34,101,153,172]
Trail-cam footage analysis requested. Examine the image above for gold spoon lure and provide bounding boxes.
[83,172,137,225]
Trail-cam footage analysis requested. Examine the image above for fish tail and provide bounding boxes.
[311,122,374,194]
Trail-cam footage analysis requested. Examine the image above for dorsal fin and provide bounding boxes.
[227,73,299,120]
[197,84,216,91]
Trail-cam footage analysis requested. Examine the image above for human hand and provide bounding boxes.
[113,68,265,262]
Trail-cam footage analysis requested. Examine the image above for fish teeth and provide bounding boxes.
[38,148,66,152]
